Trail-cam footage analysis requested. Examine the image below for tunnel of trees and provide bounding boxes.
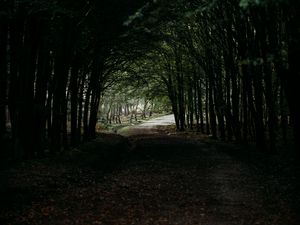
[0,0,299,159]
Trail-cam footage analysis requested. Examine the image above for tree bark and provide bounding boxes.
[0,16,8,141]
[70,55,80,146]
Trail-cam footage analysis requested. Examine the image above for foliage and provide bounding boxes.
[0,0,299,157]
[106,0,300,152]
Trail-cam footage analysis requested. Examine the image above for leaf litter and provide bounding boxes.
[0,133,299,225]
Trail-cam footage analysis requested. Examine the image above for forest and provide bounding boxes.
[0,0,299,157]
[0,0,300,224]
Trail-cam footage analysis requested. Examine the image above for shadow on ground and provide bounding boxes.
[0,132,299,225]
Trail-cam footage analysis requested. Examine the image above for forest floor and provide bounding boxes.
[0,119,299,224]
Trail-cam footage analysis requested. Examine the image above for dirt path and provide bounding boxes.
[0,132,299,224]
[136,114,175,127]
[117,114,175,136]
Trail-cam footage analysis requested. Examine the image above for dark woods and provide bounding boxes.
[132,0,300,153]
[0,0,145,158]
[0,0,299,158]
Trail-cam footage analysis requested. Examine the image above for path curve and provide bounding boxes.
[118,114,175,136]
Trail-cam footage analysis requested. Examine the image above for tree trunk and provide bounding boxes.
[70,56,80,146]
[0,16,8,141]
[224,57,233,141]
[193,74,199,131]
[188,76,194,130]
[205,77,210,135]
[253,65,266,150]
[226,16,242,141]
[34,40,51,156]
[8,11,25,158]
[51,20,72,153]
[208,74,217,139]
[280,85,288,143]
[285,3,300,154]
[197,80,204,133]
[83,85,91,141]
[258,10,277,152]
[77,74,86,143]
[175,51,185,131]
[18,15,40,158]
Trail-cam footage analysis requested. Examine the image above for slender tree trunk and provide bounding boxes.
[280,86,288,143]
[224,59,233,141]
[262,50,276,151]
[226,19,242,141]
[198,80,204,133]
[163,68,179,130]
[18,15,40,158]
[51,20,72,153]
[208,72,217,139]
[175,51,185,131]
[258,11,277,152]
[88,69,103,138]
[253,65,266,150]
[230,61,241,141]
[247,68,257,142]
[188,76,194,130]
[241,65,249,143]
[8,11,25,158]
[236,13,250,143]
[0,16,8,141]
[77,75,85,143]
[193,74,199,131]
[285,3,300,153]
[205,77,210,135]
[83,85,91,141]
[70,56,79,146]
[89,91,101,138]
[251,11,267,150]
[214,59,226,140]
[34,40,51,156]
